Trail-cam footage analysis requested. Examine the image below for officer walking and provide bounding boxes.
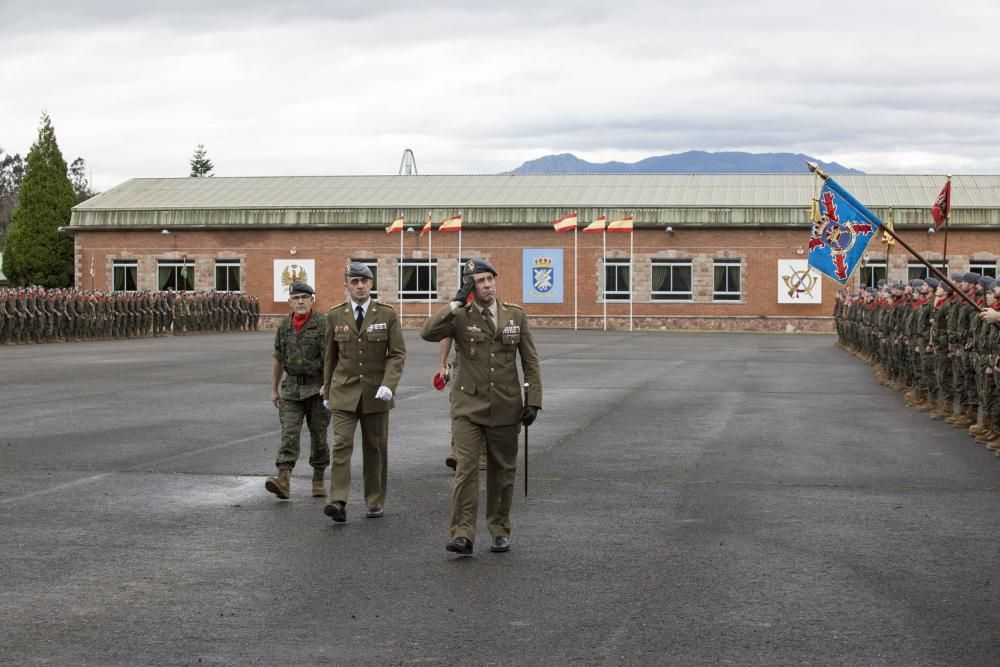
[265,281,331,500]
[322,262,406,523]
[420,258,542,556]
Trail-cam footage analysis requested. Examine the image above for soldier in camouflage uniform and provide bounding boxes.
[266,281,331,500]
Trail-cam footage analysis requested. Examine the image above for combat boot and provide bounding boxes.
[931,402,951,420]
[265,465,291,499]
[952,408,975,428]
[311,468,326,498]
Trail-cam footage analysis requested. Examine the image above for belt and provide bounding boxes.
[288,373,321,385]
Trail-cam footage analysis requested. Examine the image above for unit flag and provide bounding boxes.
[806,177,882,286]
[931,180,952,229]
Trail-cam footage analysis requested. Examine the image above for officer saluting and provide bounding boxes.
[322,262,406,522]
[420,258,542,556]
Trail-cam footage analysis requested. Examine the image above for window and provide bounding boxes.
[351,258,379,300]
[970,261,997,278]
[651,260,692,301]
[907,262,945,281]
[113,261,138,292]
[398,259,437,300]
[214,260,241,292]
[158,260,195,291]
[859,260,887,289]
[713,259,741,301]
[603,259,631,301]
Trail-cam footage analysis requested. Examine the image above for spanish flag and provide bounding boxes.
[420,213,433,238]
[439,214,463,232]
[583,215,606,233]
[607,215,634,233]
[386,214,404,234]
[553,213,578,232]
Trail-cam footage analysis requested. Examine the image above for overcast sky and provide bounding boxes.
[2,0,998,191]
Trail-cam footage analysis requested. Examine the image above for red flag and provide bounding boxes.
[420,213,433,238]
[931,180,951,229]
[553,213,578,232]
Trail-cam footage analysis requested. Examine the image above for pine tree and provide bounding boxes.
[69,157,94,202]
[1,113,76,287]
[190,144,214,177]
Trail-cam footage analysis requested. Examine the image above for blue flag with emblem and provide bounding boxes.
[807,177,882,286]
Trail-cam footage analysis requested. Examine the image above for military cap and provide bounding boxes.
[980,275,995,288]
[950,273,965,282]
[939,281,954,294]
[345,262,374,279]
[876,279,887,288]
[461,257,498,277]
[909,279,926,289]
[963,272,981,283]
[288,281,314,296]
[925,277,940,289]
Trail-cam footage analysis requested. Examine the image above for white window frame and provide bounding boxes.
[907,261,945,281]
[214,260,241,292]
[158,260,195,292]
[859,260,887,289]
[713,259,742,301]
[398,259,437,301]
[603,258,631,301]
[970,261,997,279]
[651,260,693,301]
[113,260,138,293]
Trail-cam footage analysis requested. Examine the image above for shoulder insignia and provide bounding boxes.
[374,300,395,311]
[502,302,524,311]
[329,302,347,312]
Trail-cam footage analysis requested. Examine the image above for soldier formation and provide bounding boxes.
[0,287,260,344]
[834,272,1000,456]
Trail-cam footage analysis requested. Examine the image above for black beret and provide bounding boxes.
[345,262,374,279]
[288,281,314,296]
[461,257,498,277]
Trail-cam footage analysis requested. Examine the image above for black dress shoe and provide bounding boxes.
[366,507,384,518]
[323,501,346,523]
[445,537,473,556]
[489,536,510,553]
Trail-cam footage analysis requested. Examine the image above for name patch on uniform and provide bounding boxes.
[367,323,387,332]
[501,325,520,335]
[467,325,482,333]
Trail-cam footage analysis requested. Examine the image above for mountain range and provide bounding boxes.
[508,151,861,174]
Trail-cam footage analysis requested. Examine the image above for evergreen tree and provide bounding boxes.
[2,113,76,287]
[190,144,214,177]
[69,157,95,203]
[0,151,25,250]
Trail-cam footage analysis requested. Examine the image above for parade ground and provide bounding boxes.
[2,328,1000,665]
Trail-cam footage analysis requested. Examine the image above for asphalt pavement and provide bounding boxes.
[2,328,1000,665]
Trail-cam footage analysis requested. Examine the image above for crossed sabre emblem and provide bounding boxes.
[807,190,875,280]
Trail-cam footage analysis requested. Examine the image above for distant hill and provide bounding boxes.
[508,151,862,175]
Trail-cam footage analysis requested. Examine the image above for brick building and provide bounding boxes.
[67,174,1000,331]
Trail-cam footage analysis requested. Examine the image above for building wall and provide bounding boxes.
[71,226,1000,331]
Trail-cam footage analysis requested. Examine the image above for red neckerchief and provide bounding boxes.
[911,296,930,309]
[292,310,312,332]
[934,296,947,308]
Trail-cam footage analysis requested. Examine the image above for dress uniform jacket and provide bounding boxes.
[323,300,406,413]
[421,300,542,426]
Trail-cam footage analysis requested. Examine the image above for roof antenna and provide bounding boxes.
[398,148,418,175]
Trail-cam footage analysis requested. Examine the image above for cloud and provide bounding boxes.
[3,0,1000,190]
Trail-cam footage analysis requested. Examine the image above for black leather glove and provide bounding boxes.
[453,276,474,304]
[520,405,539,427]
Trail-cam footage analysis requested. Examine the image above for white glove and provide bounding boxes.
[375,386,393,401]
[323,399,330,410]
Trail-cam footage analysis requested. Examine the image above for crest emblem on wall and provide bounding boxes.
[532,256,554,294]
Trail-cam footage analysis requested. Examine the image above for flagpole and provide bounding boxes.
[458,226,462,288]
[629,220,633,332]
[807,162,979,312]
[787,176,823,297]
[399,225,404,325]
[573,227,578,330]
[942,175,952,272]
[427,226,432,318]
[885,208,893,281]
[602,225,607,331]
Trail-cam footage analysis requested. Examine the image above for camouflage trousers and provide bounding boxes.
[276,394,331,470]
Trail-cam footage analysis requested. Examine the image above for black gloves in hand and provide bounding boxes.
[521,405,539,427]
[453,277,475,304]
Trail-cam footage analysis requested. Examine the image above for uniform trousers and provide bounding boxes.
[329,407,389,508]
[276,394,330,470]
[450,417,519,542]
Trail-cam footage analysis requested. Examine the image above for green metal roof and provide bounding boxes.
[73,174,1000,211]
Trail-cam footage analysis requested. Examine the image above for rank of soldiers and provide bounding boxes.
[834,273,1000,457]
[0,287,261,344]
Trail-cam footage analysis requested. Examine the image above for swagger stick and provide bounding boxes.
[524,424,529,498]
